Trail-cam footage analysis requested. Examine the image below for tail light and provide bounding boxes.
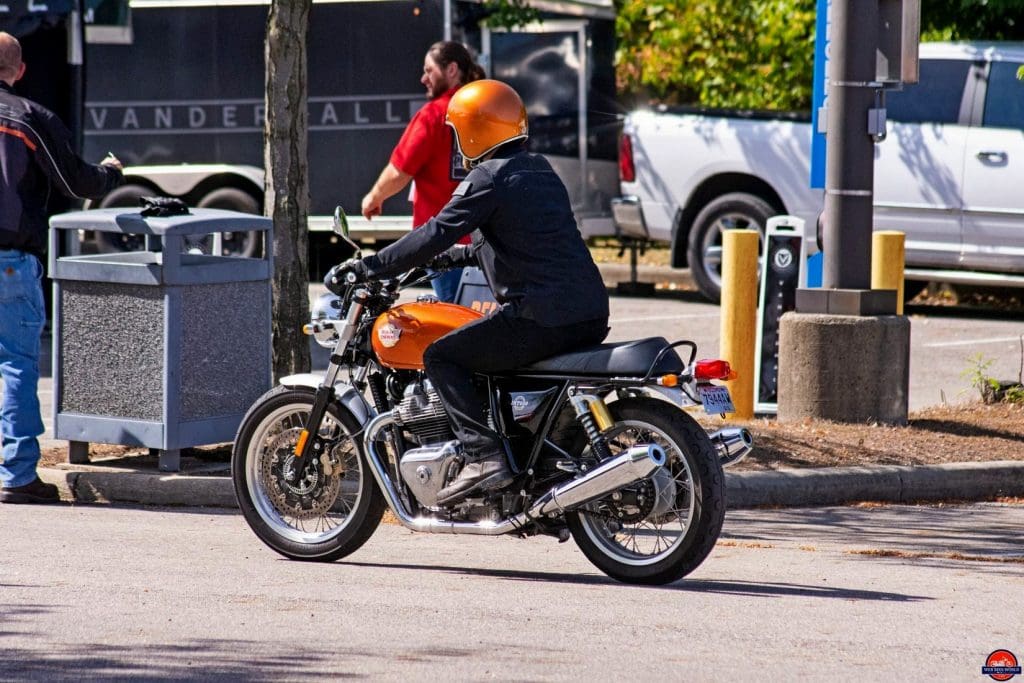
[619,133,636,183]
[694,359,734,381]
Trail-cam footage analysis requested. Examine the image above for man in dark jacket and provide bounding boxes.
[326,80,609,505]
[0,31,123,504]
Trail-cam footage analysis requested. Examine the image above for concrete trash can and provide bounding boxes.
[48,208,273,471]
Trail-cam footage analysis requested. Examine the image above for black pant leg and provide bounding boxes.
[423,309,608,459]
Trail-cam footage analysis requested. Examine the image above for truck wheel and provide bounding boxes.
[95,184,153,252]
[903,279,928,302]
[197,188,262,258]
[687,192,775,303]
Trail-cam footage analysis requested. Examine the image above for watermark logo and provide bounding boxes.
[983,650,1021,681]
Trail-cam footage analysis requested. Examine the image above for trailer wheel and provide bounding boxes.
[95,184,153,252]
[687,192,774,303]
[197,188,262,258]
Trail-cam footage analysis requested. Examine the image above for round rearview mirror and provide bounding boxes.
[333,206,350,238]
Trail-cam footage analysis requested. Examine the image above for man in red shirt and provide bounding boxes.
[361,41,483,302]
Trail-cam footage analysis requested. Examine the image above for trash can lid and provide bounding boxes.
[49,208,272,235]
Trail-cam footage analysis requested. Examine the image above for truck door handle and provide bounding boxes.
[976,150,1008,162]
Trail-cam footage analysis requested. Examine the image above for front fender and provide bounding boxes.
[279,373,375,428]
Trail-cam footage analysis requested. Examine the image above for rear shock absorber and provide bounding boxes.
[570,393,614,463]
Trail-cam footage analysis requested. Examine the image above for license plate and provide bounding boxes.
[697,385,735,414]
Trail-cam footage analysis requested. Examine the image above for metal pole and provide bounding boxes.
[822,0,879,290]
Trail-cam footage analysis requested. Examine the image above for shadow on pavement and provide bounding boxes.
[335,560,928,601]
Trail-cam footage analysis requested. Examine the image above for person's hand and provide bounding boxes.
[324,258,368,294]
[361,192,382,220]
[101,152,123,171]
[426,252,454,272]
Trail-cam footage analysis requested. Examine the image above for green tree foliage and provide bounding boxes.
[479,0,540,29]
[615,0,1024,111]
[615,0,816,110]
[920,0,1024,40]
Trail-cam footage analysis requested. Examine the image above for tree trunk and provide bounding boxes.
[264,0,312,380]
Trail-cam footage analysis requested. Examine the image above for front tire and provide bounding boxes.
[567,398,725,585]
[231,386,385,561]
[687,192,775,303]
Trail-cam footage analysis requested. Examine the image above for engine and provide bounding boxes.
[396,379,454,445]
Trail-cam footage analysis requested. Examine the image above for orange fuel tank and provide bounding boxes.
[371,302,484,370]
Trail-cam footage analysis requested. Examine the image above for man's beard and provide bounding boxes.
[428,75,451,99]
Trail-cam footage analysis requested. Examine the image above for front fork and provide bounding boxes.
[286,361,344,485]
[286,292,366,484]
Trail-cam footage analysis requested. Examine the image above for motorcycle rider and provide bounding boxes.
[326,79,609,505]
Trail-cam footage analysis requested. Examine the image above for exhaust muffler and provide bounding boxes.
[363,410,667,535]
[708,427,753,468]
[525,444,666,519]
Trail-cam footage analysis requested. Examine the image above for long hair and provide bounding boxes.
[427,41,485,86]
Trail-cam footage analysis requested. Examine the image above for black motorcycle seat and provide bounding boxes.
[521,336,685,376]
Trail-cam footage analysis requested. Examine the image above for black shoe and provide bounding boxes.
[436,452,514,506]
[1,477,61,505]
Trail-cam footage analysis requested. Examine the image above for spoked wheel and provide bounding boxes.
[567,398,725,585]
[231,386,385,561]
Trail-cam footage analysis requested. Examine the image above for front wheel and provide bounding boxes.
[231,385,385,561]
[567,398,726,585]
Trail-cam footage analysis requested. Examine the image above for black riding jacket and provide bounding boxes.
[363,145,609,327]
[0,81,123,257]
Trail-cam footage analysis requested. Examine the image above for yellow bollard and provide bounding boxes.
[871,231,906,314]
[720,230,759,419]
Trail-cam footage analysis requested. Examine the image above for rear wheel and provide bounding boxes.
[567,398,725,585]
[687,192,775,303]
[231,386,385,561]
[196,187,262,257]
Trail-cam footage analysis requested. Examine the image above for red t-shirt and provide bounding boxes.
[390,87,470,243]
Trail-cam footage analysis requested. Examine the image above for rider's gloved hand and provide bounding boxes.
[324,258,368,294]
[426,252,454,272]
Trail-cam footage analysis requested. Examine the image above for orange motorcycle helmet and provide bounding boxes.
[445,79,528,163]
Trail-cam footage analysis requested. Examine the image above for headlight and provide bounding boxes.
[310,293,342,348]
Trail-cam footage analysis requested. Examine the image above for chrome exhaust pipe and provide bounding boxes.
[708,427,753,468]
[363,411,667,535]
[525,445,665,519]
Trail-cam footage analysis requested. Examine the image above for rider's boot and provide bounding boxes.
[436,447,513,505]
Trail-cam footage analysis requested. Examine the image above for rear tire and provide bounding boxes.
[567,398,725,585]
[232,386,385,561]
[687,192,775,303]
[197,187,262,258]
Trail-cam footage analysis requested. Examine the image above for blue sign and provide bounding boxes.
[809,0,832,189]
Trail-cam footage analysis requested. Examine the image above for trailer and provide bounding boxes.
[71,0,618,267]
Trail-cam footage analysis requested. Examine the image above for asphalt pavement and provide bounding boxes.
[20,264,1024,509]
[3,501,1022,679]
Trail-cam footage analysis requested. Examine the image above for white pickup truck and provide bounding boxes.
[613,42,1024,302]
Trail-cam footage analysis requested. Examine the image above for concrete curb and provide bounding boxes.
[42,468,237,508]
[725,461,1024,508]
[38,460,1024,510]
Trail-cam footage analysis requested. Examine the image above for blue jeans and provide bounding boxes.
[430,267,464,304]
[0,250,45,488]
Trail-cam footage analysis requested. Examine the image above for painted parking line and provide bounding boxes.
[610,313,720,324]
[923,336,1024,348]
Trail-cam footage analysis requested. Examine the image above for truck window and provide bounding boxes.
[982,61,1024,130]
[885,59,970,124]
